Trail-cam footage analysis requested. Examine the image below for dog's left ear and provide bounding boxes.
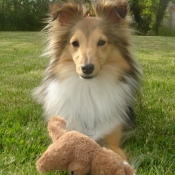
[93,0,128,23]
[50,1,86,25]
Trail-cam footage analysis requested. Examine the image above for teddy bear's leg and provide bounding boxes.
[124,162,135,175]
[98,125,127,160]
[68,162,90,175]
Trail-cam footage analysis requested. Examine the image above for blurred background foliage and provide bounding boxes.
[0,0,175,35]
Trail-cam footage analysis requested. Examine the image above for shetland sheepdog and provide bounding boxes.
[34,0,142,160]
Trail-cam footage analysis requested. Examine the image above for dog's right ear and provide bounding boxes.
[93,0,128,23]
[50,1,86,26]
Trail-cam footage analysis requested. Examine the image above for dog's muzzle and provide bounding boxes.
[81,64,94,74]
[81,64,94,79]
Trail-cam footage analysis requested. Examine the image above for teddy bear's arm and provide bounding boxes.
[36,142,71,173]
[36,149,58,173]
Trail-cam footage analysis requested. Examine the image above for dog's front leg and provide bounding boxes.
[97,125,127,160]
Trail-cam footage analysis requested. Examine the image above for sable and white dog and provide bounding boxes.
[34,0,142,160]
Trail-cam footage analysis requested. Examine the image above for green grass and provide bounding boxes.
[0,32,175,175]
[126,36,175,174]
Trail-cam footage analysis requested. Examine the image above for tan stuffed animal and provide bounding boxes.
[36,117,135,175]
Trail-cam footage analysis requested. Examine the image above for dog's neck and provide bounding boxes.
[37,71,135,140]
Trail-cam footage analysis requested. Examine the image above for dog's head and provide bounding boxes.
[46,0,132,80]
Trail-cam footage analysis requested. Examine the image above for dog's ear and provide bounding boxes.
[93,0,128,23]
[50,1,86,25]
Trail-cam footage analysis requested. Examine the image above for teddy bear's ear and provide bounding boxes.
[48,116,67,142]
[50,1,86,26]
[92,0,128,23]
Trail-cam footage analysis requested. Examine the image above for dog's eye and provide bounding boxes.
[98,40,106,46]
[72,41,79,47]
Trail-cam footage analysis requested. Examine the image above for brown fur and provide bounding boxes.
[44,0,138,81]
[35,0,142,161]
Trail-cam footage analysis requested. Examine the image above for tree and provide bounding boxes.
[0,0,50,31]
[0,0,92,31]
[1,0,174,32]
[129,0,158,34]
[154,0,174,35]
[129,0,175,35]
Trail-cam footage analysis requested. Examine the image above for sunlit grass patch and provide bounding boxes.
[0,33,174,175]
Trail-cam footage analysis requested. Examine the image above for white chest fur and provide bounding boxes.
[37,71,133,140]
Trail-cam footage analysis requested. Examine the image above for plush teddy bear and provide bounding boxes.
[36,117,135,175]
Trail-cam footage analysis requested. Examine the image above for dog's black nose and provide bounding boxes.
[81,64,94,75]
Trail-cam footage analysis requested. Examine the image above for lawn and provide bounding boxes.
[0,32,174,175]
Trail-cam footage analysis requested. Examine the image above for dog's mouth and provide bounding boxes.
[80,75,94,80]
